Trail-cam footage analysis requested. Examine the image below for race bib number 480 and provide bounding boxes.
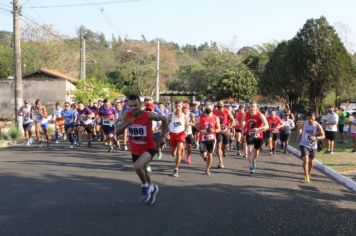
[128,125,147,137]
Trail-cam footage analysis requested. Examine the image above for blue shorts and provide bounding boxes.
[65,123,74,132]
[35,121,48,130]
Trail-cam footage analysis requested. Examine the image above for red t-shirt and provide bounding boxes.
[126,111,157,155]
[267,116,282,133]
[199,114,218,142]
[235,111,244,130]
[245,111,264,139]
[213,108,230,131]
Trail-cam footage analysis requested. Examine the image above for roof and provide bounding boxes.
[23,68,77,83]
[159,91,197,96]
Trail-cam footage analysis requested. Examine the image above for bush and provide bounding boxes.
[2,133,9,140]
[8,125,21,140]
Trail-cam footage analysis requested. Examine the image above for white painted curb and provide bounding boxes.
[287,144,356,192]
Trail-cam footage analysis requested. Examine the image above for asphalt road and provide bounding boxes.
[0,142,355,236]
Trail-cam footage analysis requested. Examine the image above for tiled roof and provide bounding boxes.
[23,68,76,82]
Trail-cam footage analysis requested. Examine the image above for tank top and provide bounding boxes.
[213,108,230,131]
[235,111,244,130]
[186,112,193,135]
[199,114,218,142]
[22,106,33,124]
[126,111,157,155]
[245,111,263,139]
[168,112,185,133]
[33,106,48,124]
[300,121,318,149]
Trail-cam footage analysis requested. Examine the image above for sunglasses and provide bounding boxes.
[128,104,139,107]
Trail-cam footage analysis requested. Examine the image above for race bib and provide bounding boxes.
[102,119,114,126]
[23,118,33,124]
[202,134,215,141]
[128,125,147,137]
[81,118,92,125]
[249,131,262,139]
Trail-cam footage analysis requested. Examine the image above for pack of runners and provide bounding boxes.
[18,97,327,204]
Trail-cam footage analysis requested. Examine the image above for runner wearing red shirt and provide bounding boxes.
[242,103,268,174]
[234,105,247,158]
[213,100,235,168]
[117,95,167,205]
[196,102,221,176]
[266,109,283,155]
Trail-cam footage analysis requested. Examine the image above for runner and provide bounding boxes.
[117,94,167,205]
[146,102,164,161]
[167,102,189,177]
[243,103,269,174]
[279,112,295,153]
[31,99,50,148]
[182,103,196,164]
[196,102,221,176]
[213,100,235,168]
[266,109,283,155]
[115,101,127,150]
[97,99,118,152]
[234,105,247,157]
[61,102,77,148]
[324,107,338,154]
[190,103,203,150]
[17,99,33,146]
[52,102,64,144]
[351,112,356,153]
[77,102,95,147]
[297,111,325,183]
[88,99,99,141]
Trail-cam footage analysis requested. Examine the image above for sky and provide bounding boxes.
[1,0,356,52]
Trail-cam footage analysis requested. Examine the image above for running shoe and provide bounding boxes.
[156,152,162,160]
[204,169,211,176]
[249,167,255,174]
[272,150,276,155]
[108,146,114,152]
[217,162,224,169]
[38,142,43,148]
[123,145,128,151]
[69,145,74,149]
[186,155,191,164]
[269,151,273,155]
[141,186,151,203]
[88,141,92,148]
[252,160,256,169]
[172,168,179,177]
[146,165,152,172]
[222,150,227,158]
[304,175,310,183]
[147,184,159,205]
[29,138,33,144]
[236,151,241,157]
[55,140,59,144]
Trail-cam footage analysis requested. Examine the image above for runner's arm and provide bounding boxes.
[149,112,167,139]
[260,114,269,131]
[296,121,304,143]
[316,124,325,140]
[215,116,221,134]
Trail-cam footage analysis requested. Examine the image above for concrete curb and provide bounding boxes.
[287,144,356,192]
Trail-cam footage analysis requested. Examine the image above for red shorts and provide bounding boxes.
[169,131,185,148]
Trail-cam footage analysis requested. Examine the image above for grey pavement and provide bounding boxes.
[0,142,355,236]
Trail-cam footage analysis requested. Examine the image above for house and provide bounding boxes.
[0,68,77,120]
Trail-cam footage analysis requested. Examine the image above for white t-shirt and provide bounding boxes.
[351,116,356,134]
[325,112,338,132]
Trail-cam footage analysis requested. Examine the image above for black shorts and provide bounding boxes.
[132,149,158,163]
[246,135,263,150]
[279,132,290,142]
[338,124,344,134]
[200,140,216,154]
[300,145,316,159]
[22,123,32,131]
[325,131,336,141]
[102,125,115,135]
[192,126,199,135]
[185,134,194,145]
[265,131,278,140]
[216,133,229,144]
[235,128,243,133]
[79,122,94,133]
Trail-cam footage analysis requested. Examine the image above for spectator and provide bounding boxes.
[325,107,338,154]
[351,112,356,152]
[337,106,348,143]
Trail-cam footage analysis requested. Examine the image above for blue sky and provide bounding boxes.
[1,0,355,51]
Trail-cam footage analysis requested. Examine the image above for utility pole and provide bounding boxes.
[13,0,23,128]
[79,34,86,80]
[156,40,160,102]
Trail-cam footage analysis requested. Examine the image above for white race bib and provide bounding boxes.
[202,134,215,141]
[102,119,114,126]
[81,118,92,125]
[128,125,147,137]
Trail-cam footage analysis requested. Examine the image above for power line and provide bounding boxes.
[23,0,147,9]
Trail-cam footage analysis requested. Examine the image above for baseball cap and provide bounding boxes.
[24,99,29,104]
[146,102,155,111]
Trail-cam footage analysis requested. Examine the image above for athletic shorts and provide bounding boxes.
[102,125,115,135]
[79,122,93,133]
[325,131,336,141]
[265,131,278,140]
[216,132,229,144]
[199,140,216,154]
[132,149,158,163]
[22,123,32,131]
[169,131,185,148]
[35,121,48,130]
[185,134,194,145]
[65,123,74,132]
[235,128,243,133]
[279,133,290,142]
[246,135,263,150]
[338,124,344,134]
[300,145,316,159]
[192,126,199,135]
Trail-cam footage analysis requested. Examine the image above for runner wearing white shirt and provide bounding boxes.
[17,99,33,146]
[279,113,295,153]
[325,107,338,154]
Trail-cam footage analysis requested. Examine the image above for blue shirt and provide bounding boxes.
[61,109,76,124]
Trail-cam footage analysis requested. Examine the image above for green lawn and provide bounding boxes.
[287,131,356,174]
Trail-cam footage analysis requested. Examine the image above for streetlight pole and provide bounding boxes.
[156,40,160,102]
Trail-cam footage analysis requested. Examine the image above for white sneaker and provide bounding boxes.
[26,141,30,146]
[55,140,59,144]
[124,145,128,151]
[29,138,33,144]
[69,145,74,149]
